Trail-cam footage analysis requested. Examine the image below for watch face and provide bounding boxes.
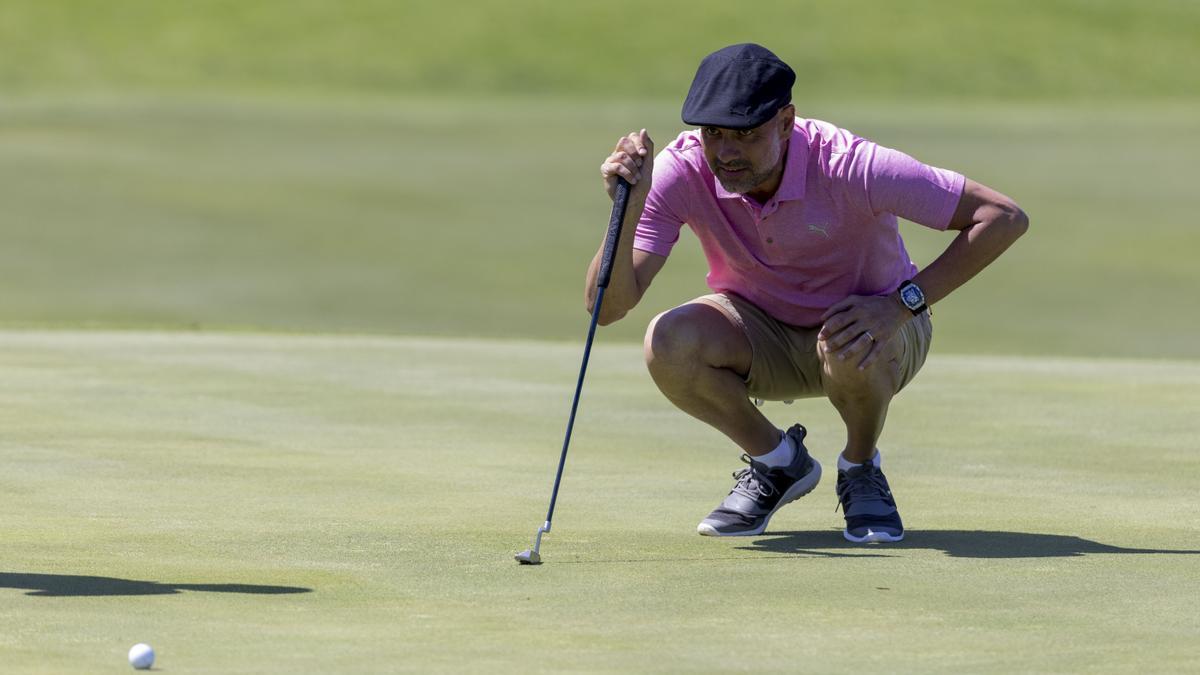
[901,284,925,309]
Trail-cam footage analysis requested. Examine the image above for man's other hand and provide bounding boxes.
[818,294,912,370]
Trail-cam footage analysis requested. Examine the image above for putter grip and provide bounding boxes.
[596,177,631,289]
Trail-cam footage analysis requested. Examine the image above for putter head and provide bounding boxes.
[514,549,541,565]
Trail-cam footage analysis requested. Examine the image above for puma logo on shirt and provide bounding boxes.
[807,223,831,239]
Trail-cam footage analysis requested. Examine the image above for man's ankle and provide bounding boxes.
[837,449,881,472]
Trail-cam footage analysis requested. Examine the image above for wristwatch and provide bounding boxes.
[896,280,928,315]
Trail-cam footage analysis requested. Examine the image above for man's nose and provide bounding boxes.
[715,139,740,164]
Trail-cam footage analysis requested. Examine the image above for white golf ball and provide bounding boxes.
[128,643,155,670]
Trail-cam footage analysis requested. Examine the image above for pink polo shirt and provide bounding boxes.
[634,118,965,327]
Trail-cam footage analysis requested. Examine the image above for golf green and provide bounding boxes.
[2,331,1196,673]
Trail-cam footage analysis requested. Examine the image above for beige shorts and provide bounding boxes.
[695,292,933,401]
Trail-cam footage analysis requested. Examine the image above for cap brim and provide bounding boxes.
[681,99,789,131]
[681,112,771,130]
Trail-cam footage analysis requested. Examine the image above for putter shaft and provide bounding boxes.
[516,178,631,565]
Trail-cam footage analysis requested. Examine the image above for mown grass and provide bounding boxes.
[1,331,1197,673]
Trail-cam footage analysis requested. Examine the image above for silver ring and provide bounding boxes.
[864,331,875,343]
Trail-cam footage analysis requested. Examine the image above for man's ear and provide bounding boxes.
[778,105,796,138]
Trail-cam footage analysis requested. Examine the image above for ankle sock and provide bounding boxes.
[838,450,881,473]
[753,431,795,468]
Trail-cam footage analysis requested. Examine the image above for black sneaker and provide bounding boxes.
[835,463,904,543]
[696,425,822,536]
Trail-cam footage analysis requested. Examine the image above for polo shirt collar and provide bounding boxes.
[713,125,808,203]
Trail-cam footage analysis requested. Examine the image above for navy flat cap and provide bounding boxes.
[681,43,795,130]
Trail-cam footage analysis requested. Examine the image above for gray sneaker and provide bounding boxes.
[835,463,904,543]
[697,425,822,536]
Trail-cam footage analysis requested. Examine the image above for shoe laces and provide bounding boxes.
[835,465,891,513]
[731,454,777,500]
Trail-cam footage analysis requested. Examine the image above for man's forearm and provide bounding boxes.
[585,194,646,325]
[913,202,1029,308]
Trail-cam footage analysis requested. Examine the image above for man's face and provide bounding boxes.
[700,105,794,200]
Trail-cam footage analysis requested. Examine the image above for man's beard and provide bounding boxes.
[708,142,782,196]
[712,163,775,195]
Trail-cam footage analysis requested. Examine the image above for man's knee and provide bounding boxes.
[644,306,707,369]
[819,343,902,399]
[644,303,748,374]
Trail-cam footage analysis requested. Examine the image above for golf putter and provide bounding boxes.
[516,177,632,565]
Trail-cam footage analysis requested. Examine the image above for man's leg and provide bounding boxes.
[819,334,907,542]
[818,336,903,463]
[645,299,821,536]
[643,301,778,455]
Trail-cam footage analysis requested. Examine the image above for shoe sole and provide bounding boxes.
[842,528,904,543]
[696,460,822,537]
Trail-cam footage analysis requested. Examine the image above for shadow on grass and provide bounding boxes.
[0,573,312,597]
[552,551,883,564]
[740,530,1200,559]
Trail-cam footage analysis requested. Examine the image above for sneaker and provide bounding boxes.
[697,425,822,536]
[835,462,904,543]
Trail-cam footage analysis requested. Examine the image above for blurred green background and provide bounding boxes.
[2,0,1198,358]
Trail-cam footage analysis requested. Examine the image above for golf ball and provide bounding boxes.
[128,643,155,670]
